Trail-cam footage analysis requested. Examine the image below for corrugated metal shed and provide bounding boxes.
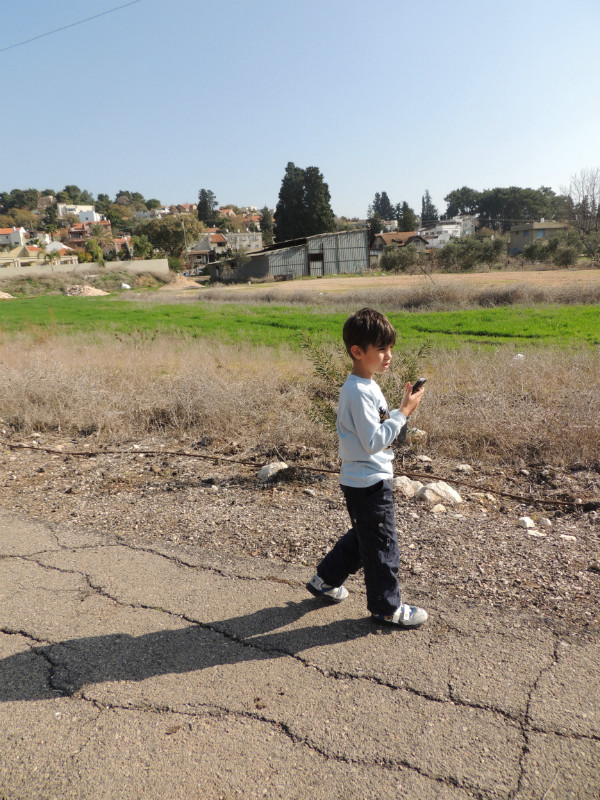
[211,230,368,281]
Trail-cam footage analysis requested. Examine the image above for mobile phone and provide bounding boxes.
[411,377,427,394]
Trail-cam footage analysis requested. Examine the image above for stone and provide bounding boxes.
[257,461,288,482]
[393,475,423,498]
[559,534,577,542]
[415,454,432,463]
[540,517,552,528]
[431,503,447,513]
[407,427,428,444]
[455,463,473,474]
[303,488,316,497]
[525,530,547,538]
[517,516,536,529]
[416,481,462,506]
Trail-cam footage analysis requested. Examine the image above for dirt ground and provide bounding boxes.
[1,435,599,638]
[205,267,600,297]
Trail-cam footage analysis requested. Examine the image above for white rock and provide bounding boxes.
[525,530,547,538]
[431,503,447,514]
[416,481,462,506]
[257,461,288,482]
[303,488,316,497]
[415,454,432,463]
[559,534,577,542]
[540,517,552,528]
[518,516,536,529]
[455,463,473,474]
[407,427,428,444]
[393,475,423,498]
[121,283,131,289]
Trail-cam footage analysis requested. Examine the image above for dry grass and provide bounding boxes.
[1,333,599,468]
[199,280,600,311]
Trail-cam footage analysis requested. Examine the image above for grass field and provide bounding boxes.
[1,294,599,348]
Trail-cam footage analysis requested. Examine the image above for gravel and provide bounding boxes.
[1,435,599,635]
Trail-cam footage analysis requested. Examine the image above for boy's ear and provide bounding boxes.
[349,344,363,360]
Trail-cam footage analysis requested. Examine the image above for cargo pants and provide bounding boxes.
[316,479,402,617]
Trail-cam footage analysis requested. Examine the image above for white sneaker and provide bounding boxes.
[372,603,428,628]
[306,574,349,603]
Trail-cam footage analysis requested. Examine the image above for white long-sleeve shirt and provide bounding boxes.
[337,374,407,488]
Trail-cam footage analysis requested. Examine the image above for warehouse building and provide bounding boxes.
[210,229,369,282]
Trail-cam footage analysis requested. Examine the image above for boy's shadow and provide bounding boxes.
[0,599,372,703]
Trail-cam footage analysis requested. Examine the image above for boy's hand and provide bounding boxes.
[399,381,425,418]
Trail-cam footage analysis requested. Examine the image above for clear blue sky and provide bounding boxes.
[3,0,599,218]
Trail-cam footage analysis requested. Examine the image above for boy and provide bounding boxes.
[306,308,428,628]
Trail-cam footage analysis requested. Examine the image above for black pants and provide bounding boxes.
[317,480,401,617]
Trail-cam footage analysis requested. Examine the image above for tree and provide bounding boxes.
[274,162,336,242]
[274,162,307,241]
[366,212,384,246]
[303,166,336,237]
[259,206,274,245]
[134,215,205,256]
[380,243,417,273]
[88,223,114,253]
[85,239,104,265]
[146,198,161,210]
[421,190,438,224]
[197,189,218,226]
[371,191,394,220]
[396,201,417,232]
[443,186,480,217]
[131,234,154,259]
[563,167,600,234]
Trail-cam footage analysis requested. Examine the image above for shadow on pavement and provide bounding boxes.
[0,598,372,702]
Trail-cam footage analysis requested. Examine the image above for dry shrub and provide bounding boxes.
[0,335,328,450]
[1,335,598,467]
[417,347,600,466]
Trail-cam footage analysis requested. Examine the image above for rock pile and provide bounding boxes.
[65,285,109,296]
[0,291,14,300]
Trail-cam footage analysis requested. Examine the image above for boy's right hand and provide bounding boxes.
[399,381,425,418]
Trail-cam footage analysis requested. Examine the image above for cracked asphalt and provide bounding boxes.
[1,508,599,800]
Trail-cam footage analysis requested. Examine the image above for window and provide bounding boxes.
[523,230,529,237]
[536,230,544,238]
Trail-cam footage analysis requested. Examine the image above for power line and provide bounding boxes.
[0,0,142,55]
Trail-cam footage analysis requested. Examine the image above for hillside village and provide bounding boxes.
[0,178,596,284]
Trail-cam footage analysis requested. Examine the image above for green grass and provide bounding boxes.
[1,294,599,348]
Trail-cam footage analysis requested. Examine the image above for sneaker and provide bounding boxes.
[372,603,428,628]
[306,574,349,603]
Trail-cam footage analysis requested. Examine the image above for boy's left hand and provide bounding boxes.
[399,381,425,418]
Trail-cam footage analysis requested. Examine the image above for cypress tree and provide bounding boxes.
[274,163,336,242]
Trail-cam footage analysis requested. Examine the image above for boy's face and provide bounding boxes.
[350,342,393,379]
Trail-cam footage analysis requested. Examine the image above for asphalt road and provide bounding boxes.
[1,508,598,799]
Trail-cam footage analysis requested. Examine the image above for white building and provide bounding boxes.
[56,203,101,222]
[0,226,27,248]
[418,215,477,248]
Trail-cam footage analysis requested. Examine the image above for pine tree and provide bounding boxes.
[259,206,274,246]
[197,189,218,226]
[274,163,335,242]
[303,166,336,236]
[421,190,438,225]
[396,201,417,232]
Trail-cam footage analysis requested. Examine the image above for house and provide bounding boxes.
[219,208,237,218]
[418,215,478,248]
[0,227,27,248]
[223,232,262,252]
[67,220,112,248]
[176,203,197,214]
[210,229,369,282]
[371,232,429,255]
[56,203,101,222]
[113,236,133,257]
[508,220,567,255]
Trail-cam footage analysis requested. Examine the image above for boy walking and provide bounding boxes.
[307,308,428,627]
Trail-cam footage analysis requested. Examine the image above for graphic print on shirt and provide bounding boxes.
[378,405,390,424]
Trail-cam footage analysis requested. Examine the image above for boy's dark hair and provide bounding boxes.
[343,308,396,357]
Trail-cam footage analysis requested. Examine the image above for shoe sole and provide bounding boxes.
[371,614,428,629]
[306,581,348,603]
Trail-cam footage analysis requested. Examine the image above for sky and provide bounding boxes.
[2,0,600,218]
